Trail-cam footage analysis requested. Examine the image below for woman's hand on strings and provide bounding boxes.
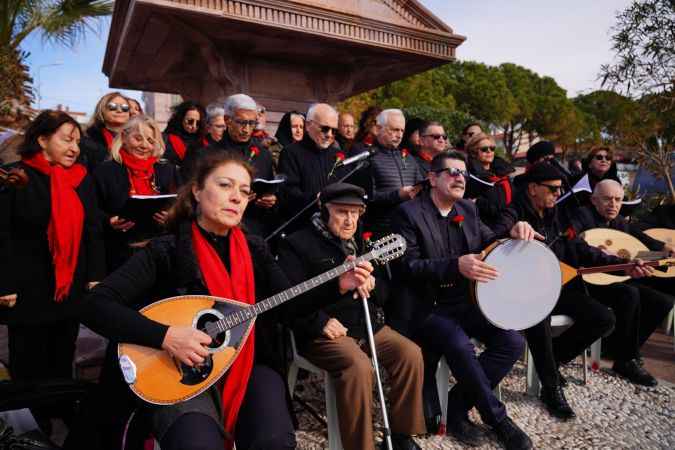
[162,326,212,367]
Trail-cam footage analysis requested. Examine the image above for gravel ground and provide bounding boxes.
[292,360,675,450]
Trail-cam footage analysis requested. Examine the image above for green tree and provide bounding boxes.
[600,0,675,105]
[0,0,112,121]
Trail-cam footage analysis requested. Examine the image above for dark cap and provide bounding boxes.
[521,162,564,184]
[320,182,367,207]
[526,141,555,164]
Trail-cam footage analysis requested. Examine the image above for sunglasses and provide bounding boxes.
[536,183,562,194]
[107,102,130,113]
[423,133,448,141]
[232,119,258,128]
[436,167,468,178]
[479,146,496,153]
[184,118,201,126]
[317,124,339,136]
[594,154,611,161]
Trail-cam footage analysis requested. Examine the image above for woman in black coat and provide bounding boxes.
[79,92,131,172]
[0,110,105,386]
[464,132,515,228]
[162,100,207,166]
[94,115,180,272]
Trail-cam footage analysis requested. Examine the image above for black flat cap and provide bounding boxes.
[320,183,367,207]
[527,141,555,164]
[521,162,564,183]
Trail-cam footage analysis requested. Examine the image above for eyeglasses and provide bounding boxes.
[106,102,130,113]
[423,134,448,141]
[536,183,562,194]
[594,154,611,161]
[184,118,201,126]
[436,167,468,178]
[211,124,227,129]
[232,119,258,128]
[479,146,496,153]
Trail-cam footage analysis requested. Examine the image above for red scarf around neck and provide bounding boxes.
[119,149,158,195]
[168,134,187,160]
[22,153,86,302]
[101,128,115,150]
[191,222,255,449]
[488,174,513,205]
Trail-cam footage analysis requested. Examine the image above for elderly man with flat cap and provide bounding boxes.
[494,162,652,419]
[278,182,426,450]
[565,179,674,386]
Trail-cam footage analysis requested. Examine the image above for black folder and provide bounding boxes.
[119,194,177,233]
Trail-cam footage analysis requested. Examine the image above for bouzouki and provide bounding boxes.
[118,233,406,405]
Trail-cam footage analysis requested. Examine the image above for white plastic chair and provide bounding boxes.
[435,340,502,433]
[525,315,601,396]
[287,331,343,450]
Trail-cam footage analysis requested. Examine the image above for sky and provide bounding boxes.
[21,0,633,114]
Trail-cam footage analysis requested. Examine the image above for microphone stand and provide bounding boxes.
[264,160,368,242]
[360,293,393,450]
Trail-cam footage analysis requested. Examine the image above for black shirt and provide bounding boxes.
[434,206,469,303]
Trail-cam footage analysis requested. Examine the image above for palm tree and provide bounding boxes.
[0,0,113,125]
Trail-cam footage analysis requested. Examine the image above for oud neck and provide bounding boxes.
[577,259,670,275]
[221,251,376,329]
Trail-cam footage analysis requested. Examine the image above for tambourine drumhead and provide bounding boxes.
[475,239,561,331]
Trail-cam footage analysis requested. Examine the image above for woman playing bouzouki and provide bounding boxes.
[80,151,373,450]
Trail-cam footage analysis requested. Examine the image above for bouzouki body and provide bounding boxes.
[118,295,254,405]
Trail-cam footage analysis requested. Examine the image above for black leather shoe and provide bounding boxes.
[446,417,485,447]
[493,416,533,450]
[540,384,576,420]
[379,434,421,450]
[613,359,658,387]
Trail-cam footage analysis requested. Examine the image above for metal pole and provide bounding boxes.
[36,62,63,111]
[361,295,393,450]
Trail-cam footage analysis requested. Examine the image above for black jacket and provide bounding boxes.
[568,205,665,252]
[638,204,675,229]
[465,156,515,228]
[492,191,625,289]
[0,163,106,324]
[277,225,388,346]
[162,128,203,166]
[79,125,113,173]
[390,193,495,335]
[93,159,180,272]
[362,143,425,237]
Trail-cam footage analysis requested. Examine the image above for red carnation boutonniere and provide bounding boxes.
[327,152,346,179]
[363,134,374,146]
[401,148,410,168]
[452,214,465,229]
[362,231,374,248]
[248,145,260,161]
[565,226,577,240]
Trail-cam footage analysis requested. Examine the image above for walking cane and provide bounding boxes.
[360,294,394,450]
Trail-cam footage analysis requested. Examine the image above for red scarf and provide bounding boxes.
[168,134,187,160]
[22,153,86,302]
[489,175,513,205]
[119,149,158,195]
[101,128,115,150]
[191,222,255,449]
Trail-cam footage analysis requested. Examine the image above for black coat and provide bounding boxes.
[465,156,515,228]
[277,225,388,346]
[162,128,203,166]
[390,193,495,335]
[93,159,180,272]
[0,163,106,324]
[79,125,113,173]
[568,205,665,251]
[277,136,353,228]
[638,204,675,229]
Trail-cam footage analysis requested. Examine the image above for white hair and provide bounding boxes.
[376,109,405,126]
[223,94,257,116]
[306,103,338,122]
[592,179,623,197]
[205,104,225,124]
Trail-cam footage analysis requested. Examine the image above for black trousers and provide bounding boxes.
[588,280,674,361]
[524,286,615,388]
[8,319,80,382]
[160,365,296,450]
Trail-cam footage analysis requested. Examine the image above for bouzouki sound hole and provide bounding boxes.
[193,309,231,352]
